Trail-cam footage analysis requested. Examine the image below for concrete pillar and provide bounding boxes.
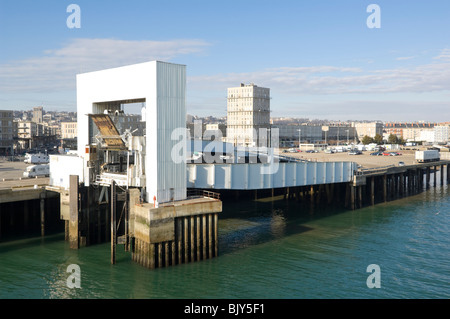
[441,165,444,185]
[426,167,430,188]
[383,174,387,202]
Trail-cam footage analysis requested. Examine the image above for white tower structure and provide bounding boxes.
[76,61,186,204]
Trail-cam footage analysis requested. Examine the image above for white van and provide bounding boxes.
[23,164,50,178]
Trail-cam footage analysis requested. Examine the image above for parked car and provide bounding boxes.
[398,161,405,166]
[349,150,362,155]
[370,152,382,156]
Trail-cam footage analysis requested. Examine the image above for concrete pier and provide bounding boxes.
[0,182,61,241]
[131,192,221,269]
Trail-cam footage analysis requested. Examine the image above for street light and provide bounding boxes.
[346,129,349,145]
[297,129,301,149]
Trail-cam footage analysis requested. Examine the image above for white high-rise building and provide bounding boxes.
[434,125,450,144]
[226,83,270,147]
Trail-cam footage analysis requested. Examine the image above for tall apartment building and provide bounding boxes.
[0,110,14,155]
[226,83,270,147]
[32,106,43,124]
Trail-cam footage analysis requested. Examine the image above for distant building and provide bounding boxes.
[272,124,323,146]
[61,122,78,139]
[322,125,357,145]
[203,123,227,141]
[353,122,383,140]
[0,110,14,155]
[226,83,270,147]
[32,106,43,124]
[419,130,435,143]
[434,125,450,144]
[384,122,436,141]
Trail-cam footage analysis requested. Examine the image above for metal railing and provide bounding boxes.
[187,189,221,200]
[356,164,395,175]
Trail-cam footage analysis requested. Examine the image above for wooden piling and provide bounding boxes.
[196,215,201,261]
[208,214,213,259]
[110,180,116,265]
[40,197,45,237]
[214,213,218,257]
[69,175,79,249]
[371,177,375,205]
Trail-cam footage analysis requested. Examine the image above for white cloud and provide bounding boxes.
[188,60,450,96]
[433,48,450,61]
[396,56,415,61]
[0,38,210,93]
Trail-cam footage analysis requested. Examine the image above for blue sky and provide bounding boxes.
[1,0,450,121]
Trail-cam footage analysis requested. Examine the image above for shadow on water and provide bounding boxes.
[218,194,348,255]
[0,232,65,254]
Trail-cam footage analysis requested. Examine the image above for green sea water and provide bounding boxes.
[0,185,449,299]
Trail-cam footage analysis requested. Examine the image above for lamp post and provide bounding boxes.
[346,129,349,145]
[297,129,301,149]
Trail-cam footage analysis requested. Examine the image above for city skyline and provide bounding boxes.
[1,1,450,122]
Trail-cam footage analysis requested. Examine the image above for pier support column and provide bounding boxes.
[371,177,375,205]
[383,175,387,202]
[426,167,430,188]
[40,196,45,237]
[434,166,437,187]
[447,164,450,184]
[358,186,363,208]
[399,173,404,197]
[350,185,355,210]
[69,175,79,249]
[441,165,444,186]
[214,213,218,257]
[110,180,117,265]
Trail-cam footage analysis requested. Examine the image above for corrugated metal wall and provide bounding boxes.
[187,161,356,190]
[155,62,187,202]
